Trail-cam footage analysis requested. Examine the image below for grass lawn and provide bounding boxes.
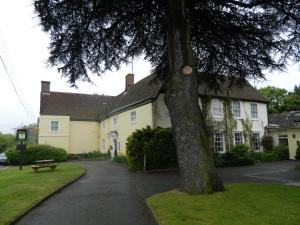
[147,184,300,225]
[0,163,85,225]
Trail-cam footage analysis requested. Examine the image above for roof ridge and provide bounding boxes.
[49,91,115,98]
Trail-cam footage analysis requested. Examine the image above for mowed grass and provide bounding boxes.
[147,184,300,225]
[0,163,85,225]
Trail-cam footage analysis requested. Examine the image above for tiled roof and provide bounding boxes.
[40,92,114,121]
[198,79,268,103]
[40,74,268,121]
[268,111,300,129]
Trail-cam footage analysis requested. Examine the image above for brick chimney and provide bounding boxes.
[41,81,50,92]
[125,74,134,91]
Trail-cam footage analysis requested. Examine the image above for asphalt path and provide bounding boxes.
[15,160,300,225]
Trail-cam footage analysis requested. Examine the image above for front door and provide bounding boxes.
[113,139,117,157]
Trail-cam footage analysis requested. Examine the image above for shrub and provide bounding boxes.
[261,135,274,151]
[5,144,68,165]
[113,154,128,164]
[214,144,255,167]
[126,126,177,171]
[295,145,300,160]
[273,145,289,160]
[250,145,289,162]
[68,151,109,160]
[251,151,279,162]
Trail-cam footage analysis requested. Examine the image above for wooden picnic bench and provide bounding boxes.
[31,159,58,172]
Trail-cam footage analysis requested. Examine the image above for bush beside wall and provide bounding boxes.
[214,144,255,167]
[5,144,68,165]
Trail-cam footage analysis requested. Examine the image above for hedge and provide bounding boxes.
[5,144,68,165]
[126,126,177,171]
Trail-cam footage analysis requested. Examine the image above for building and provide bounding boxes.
[267,111,300,159]
[38,74,268,155]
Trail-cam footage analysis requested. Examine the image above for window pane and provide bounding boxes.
[212,99,222,117]
[252,132,260,150]
[232,101,241,118]
[130,111,136,123]
[51,121,58,132]
[214,132,224,152]
[251,103,258,118]
[234,132,243,145]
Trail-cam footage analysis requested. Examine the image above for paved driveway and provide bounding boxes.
[15,160,300,225]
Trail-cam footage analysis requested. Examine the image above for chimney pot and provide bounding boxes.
[41,81,50,92]
[125,74,134,91]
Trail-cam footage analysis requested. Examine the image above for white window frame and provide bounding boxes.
[250,103,258,119]
[214,132,225,152]
[50,120,59,132]
[130,111,136,123]
[211,99,223,118]
[234,132,244,145]
[232,101,241,118]
[252,132,261,151]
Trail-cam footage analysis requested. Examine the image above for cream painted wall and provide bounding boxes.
[38,115,70,151]
[287,128,300,159]
[268,129,288,146]
[69,121,100,154]
[100,103,154,154]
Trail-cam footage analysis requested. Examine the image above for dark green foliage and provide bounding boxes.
[258,86,300,113]
[34,0,300,87]
[214,144,254,167]
[273,145,289,160]
[126,126,177,171]
[113,155,128,165]
[261,136,274,152]
[68,151,109,160]
[296,145,300,160]
[5,145,68,165]
[0,133,15,153]
[251,145,289,162]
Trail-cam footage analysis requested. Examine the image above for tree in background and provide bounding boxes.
[258,86,289,113]
[259,86,300,113]
[0,133,15,153]
[34,0,300,193]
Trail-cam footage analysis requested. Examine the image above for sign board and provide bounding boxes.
[16,129,28,142]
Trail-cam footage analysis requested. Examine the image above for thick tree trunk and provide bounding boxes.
[165,0,224,193]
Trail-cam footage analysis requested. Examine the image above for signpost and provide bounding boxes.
[16,129,28,171]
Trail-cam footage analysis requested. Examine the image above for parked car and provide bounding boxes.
[0,153,7,165]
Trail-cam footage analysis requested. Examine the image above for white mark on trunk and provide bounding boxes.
[182,65,193,75]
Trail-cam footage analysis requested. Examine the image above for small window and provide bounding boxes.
[232,101,241,118]
[234,132,244,145]
[250,103,258,119]
[50,121,59,132]
[113,117,117,126]
[102,139,106,151]
[214,132,224,152]
[252,132,261,151]
[102,121,106,129]
[130,111,136,123]
[278,135,288,147]
[212,99,223,117]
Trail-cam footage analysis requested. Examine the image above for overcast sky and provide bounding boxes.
[0,0,299,134]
